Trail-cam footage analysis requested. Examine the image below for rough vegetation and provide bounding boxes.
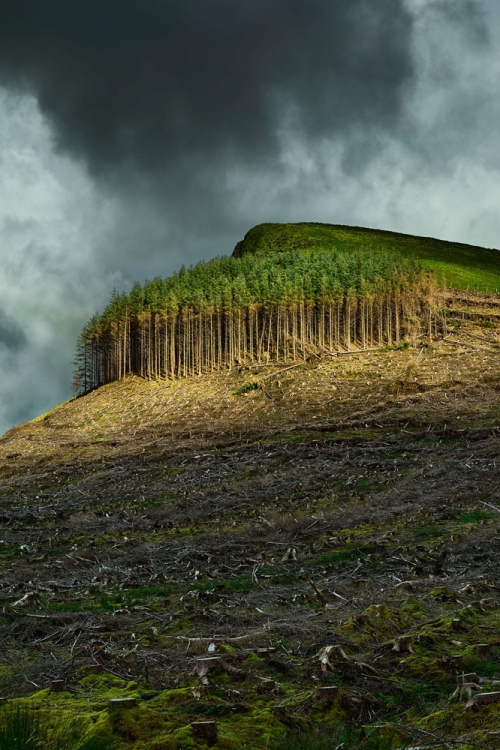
[1,280,500,748]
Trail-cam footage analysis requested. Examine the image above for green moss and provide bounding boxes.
[108,706,166,744]
[30,398,75,423]
[79,674,130,692]
[235,381,261,395]
[245,652,262,663]
[148,688,206,715]
[401,596,423,613]
[402,655,452,685]
[219,645,237,655]
[458,510,494,523]
[315,546,373,566]
[461,645,500,675]
[0,703,116,750]
[413,524,443,539]
[336,605,416,645]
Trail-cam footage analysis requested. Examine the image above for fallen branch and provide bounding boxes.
[259,362,307,381]
[479,501,500,514]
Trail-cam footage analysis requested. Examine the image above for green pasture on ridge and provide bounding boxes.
[233,222,500,291]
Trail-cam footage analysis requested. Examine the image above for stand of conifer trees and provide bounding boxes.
[73,249,436,394]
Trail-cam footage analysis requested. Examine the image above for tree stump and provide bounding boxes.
[108,698,137,711]
[313,686,340,704]
[257,678,278,694]
[193,656,245,684]
[50,680,66,693]
[392,636,414,654]
[317,644,349,672]
[466,691,500,711]
[191,721,217,745]
[193,657,221,685]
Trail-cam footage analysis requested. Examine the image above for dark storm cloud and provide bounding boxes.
[0,0,415,181]
[0,308,26,351]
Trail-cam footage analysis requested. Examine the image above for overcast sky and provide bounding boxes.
[0,0,499,435]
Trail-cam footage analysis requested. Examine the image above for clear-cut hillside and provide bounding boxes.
[1,290,500,748]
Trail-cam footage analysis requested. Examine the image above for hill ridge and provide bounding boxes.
[234,220,500,254]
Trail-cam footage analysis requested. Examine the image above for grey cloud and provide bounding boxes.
[0,308,26,351]
[425,0,487,44]
[400,0,492,169]
[0,1,415,183]
[0,88,122,435]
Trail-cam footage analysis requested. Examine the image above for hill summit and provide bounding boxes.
[233,222,500,290]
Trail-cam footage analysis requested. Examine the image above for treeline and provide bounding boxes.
[73,248,435,394]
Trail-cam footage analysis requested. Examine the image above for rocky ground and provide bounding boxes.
[1,290,500,749]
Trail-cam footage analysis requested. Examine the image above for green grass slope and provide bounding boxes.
[233,222,500,291]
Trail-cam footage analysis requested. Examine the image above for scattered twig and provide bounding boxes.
[479,501,500,514]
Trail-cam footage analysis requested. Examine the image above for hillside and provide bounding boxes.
[233,223,500,291]
[1,288,500,748]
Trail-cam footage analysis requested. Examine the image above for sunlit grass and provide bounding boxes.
[236,222,500,291]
